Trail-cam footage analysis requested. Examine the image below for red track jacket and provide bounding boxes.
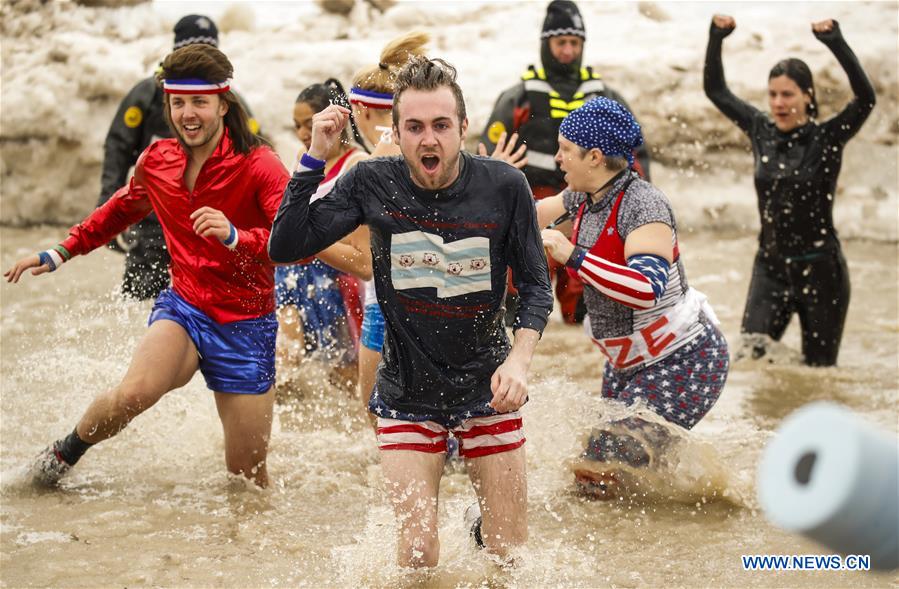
[61,130,289,323]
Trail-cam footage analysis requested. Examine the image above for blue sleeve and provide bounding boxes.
[627,253,670,302]
[565,246,588,270]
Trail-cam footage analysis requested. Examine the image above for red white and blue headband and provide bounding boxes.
[163,78,231,95]
[348,87,393,110]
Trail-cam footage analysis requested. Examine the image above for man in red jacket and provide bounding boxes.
[5,44,289,488]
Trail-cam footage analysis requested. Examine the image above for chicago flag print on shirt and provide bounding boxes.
[390,231,491,298]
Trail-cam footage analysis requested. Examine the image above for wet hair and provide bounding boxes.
[295,78,361,147]
[392,56,467,128]
[769,58,818,119]
[352,31,430,94]
[159,44,268,155]
[296,78,346,112]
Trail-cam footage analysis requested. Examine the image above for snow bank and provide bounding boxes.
[1,0,896,241]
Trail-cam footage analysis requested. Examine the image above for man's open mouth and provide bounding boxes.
[421,154,440,172]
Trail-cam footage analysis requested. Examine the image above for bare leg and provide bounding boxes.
[380,450,445,567]
[276,305,305,370]
[466,446,528,559]
[214,389,275,488]
[76,319,198,443]
[357,345,381,432]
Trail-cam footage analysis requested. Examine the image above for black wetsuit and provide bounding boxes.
[704,21,875,366]
[100,76,261,300]
[269,153,553,415]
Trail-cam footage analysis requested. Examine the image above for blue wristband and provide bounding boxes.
[299,152,326,170]
[38,251,56,271]
[221,223,237,248]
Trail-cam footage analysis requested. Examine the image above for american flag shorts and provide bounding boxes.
[375,412,525,458]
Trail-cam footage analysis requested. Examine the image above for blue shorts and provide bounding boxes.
[275,262,351,358]
[148,289,277,394]
[360,303,385,352]
[275,264,306,308]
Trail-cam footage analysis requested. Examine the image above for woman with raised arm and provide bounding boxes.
[704,15,875,366]
[276,80,369,377]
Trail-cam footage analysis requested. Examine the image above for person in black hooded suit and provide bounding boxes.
[481,0,650,324]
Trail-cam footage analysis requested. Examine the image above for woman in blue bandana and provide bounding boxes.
[536,97,730,498]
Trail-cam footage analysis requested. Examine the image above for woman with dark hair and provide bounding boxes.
[704,15,876,366]
[276,79,370,378]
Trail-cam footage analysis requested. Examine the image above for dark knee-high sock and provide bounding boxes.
[55,428,93,465]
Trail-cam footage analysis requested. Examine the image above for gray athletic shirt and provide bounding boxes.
[563,171,691,340]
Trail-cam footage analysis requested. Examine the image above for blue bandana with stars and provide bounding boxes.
[559,96,644,167]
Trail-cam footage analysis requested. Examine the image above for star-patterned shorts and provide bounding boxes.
[601,319,729,429]
[369,393,525,458]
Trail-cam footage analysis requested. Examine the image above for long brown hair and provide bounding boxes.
[158,44,268,155]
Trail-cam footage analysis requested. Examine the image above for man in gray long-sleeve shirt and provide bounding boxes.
[269,57,552,568]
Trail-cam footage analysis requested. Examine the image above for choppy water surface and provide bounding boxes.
[1,227,896,588]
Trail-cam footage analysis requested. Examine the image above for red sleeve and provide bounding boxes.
[60,175,153,257]
[233,148,290,261]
